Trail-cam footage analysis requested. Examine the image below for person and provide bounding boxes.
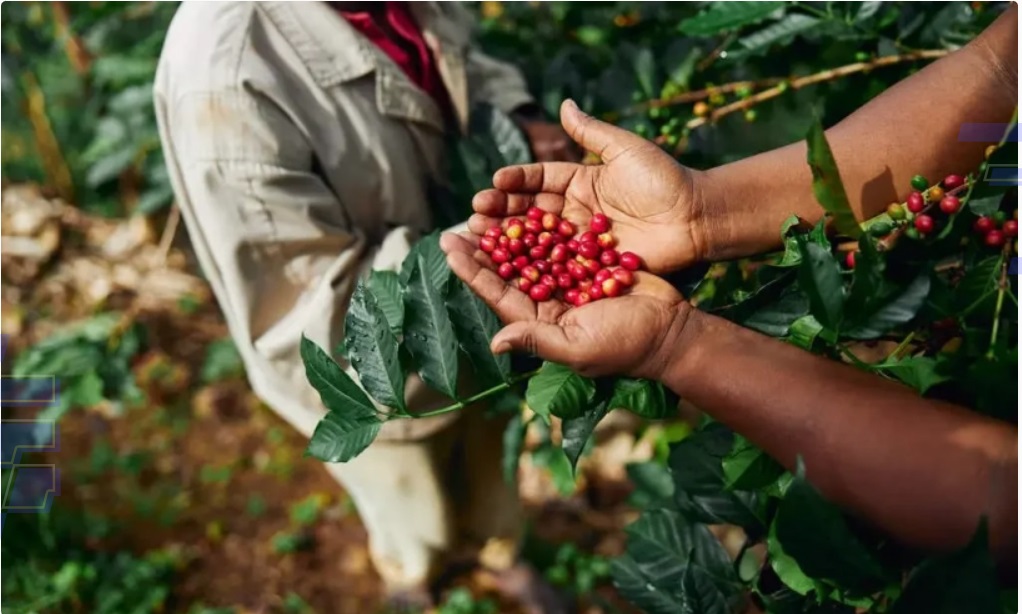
[442,4,1017,568]
[154,1,575,608]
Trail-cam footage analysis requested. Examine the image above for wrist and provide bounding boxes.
[643,302,702,385]
[688,166,734,263]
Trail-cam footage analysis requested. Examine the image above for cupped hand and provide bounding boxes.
[440,232,692,380]
[470,99,707,274]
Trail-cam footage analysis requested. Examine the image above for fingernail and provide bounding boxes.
[492,340,511,355]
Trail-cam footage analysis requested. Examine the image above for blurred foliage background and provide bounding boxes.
[0,1,1007,613]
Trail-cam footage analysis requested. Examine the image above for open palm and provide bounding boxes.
[469,99,704,274]
[440,233,689,380]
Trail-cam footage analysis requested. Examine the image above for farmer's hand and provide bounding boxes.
[440,232,692,380]
[471,99,708,274]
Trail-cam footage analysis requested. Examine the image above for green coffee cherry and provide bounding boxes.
[744,109,757,122]
[911,175,929,191]
[905,227,921,240]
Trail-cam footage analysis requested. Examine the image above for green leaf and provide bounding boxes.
[766,520,815,596]
[774,460,888,590]
[890,519,998,614]
[785,315,823,350]
[806,120,861,238]
[679,565,735,614]
[844,272,930,339]
[446,280,510,386]
[136,184,174,215]
[531,444,576,496]
[609,378,671,419]
[525,362,596,420]
[561,400,609,472]
[678,2,785,35]
[967,194,1003,216]
[306,412,381,463]
[501,413,527,486]
[626,461,676,508]
[956,256,1002,311]
[844,234,885,317]
[69,371,105,407]
[874,355,953,394]
[201,338,244,383]
[625,509,736,587]
[367,270,403,335]
[399,232,450,290]
[469,104,533,168]
[404,258,460,399]
[795,237,845,331]
[299,336,378,420]
[86,146,136,187]
[611,555,686,614]
[629,45,656,97]
[345,280,406,410]
[742,287,810,337]
[722,436,785,491]
[737,14,819,53]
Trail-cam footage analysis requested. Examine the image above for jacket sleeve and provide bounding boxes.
[155,88,458,441]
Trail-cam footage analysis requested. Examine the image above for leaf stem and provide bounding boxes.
[986,256,1009,358]
[410,369,540,419]
[885,332,916,362]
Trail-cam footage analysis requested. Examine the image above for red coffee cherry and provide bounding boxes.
[551,263,567,276]
[550,244,570,263]
[533,260,550,273]
[529,283,552,302]
[594,269,613,284]
[522,233,537,248]
[577,280,593,293]
[583,258,602,275]
[492,248,510,263]
[540,274,557,289]
[512,255,529,271]
[601,278,622,298]
[526,206,545,222]
[568,261,588,281]
[579,231,598,244]
[596,232,615,249]
[974,216,996,234]
[619,252,642,271]
[480,237,497,253]
[557,219,576,237]
[565,239,580,254]
[564,288,580,305]
[939,196,960,215]
[529,245,548,261]
[914,214,934,234]
[943,174,965,191]
[590,213,610,234]
[906,191,925,213]
[485,226,503,239]
[521,265,540,283]
[576,291,592,306]
[542,212,559,231]
[985,230,1006,247]
[578,242,600,259]
[557,273,575,289]
[497,263,515,280]
[1003,220,1018,237]
[508,238,525,255]
[538,232,558,248]
[845,251,856,269]
[516,277,532,292]
[612,268,634,287]
[524,218,543,234]
[599,249,619,266]
[497,235,510,248]
[589,284,604,300]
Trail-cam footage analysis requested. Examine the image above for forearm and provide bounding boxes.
[662,307,1017,560]
[697,4,1017,261]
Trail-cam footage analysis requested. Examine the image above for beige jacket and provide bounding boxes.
[154,2,533,441]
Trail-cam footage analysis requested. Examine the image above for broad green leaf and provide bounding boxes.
[501,413,527,486]
[345,280,406,410]
[69,371,105,407]
[367,270,403,334]
[737,14,819,53]
[806,120,861,238]
[955,256,1002,311]
[306,411,381,463]
[785,315,823,350]
[855,1,884,21]
[766,520,815,596]
[679,565,735,614]
[626,461,676,508]
[844,272,930,339]
[469,103,532,168]
[525,362,595,420]
[775,460,888,590]
[844,234,885,317]
[399,232,450,290]
[561,400,609,472]
[967,194,1003,216]
[609,378,671,419]
[795,237,845,331]
[446,280,510,386]
[625,509,736,586]
[299,336,378,420]
[742,287,810,337]
[890,519,998,614]
[201,338,244,383]
[136,184,174,215]
[531,444,576,496]
[86,146,136,187]
[874,355,953,394]
[722,436,785,491]
[404,259,460,399]
[629,45,656,97]
[678,2,785,35]
[776,216,827,267]
[611,555,686,614]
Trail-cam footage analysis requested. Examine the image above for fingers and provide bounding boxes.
[439,233,537,323]
[492,162,580,194]
[560,98,644,162]
[471,190,566,219]
[491,320,573,364]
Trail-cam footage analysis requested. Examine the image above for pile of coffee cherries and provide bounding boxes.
[479,208,643,306]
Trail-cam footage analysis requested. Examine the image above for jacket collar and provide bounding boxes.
[258,1,469,134]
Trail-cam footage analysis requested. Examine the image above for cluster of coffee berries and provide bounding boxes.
[885,173,969,241]
[973,210,1017,248]
[480,208,643,306]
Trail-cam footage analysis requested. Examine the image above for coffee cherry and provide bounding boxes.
[529,283,552,302]
[910,175,929,191]
[693,101,710,117]
[512,255,530,271]
[589,284,604,300]
[529,245,548,261]
[497,235,510,249]
[943,174,965,191]
[914,214,934,234]
[540,274,557,289]
[619,252,642,271]
[516,277,533,292]
[602,278,623,298]
[599,249,619,266]
[508,238,525,255]
[524,218,543,234]
[927,186,945,202]
[887,203,906,220]
[492,248,510,263]
[579,231,598,244]
[583,258,602,276]
[905,227,921,240]
[578,242,600,259]
[497,262,515,280]
[591,213,611,234]
[522,233,537,248]
[985,229,1006,248]
[557,273,575,289]
[1003,220,1018,237]
[550,244,570,263]
[537,232,556,248]
[557,220,576,237]
[597,232,616,249]
[534,260,550,273]
[906,191,925,213]
[993,211,1007,225]
[526,206,545,222]
[480,236,497,253]
[845,251,856,269]
[505,224,523,240]
[564,289,580,305]
[939,196,961,215]
[485,226,503,240]
[594,269,613,284]
[576,291,592,306]
[542,212,559,231]
[523,266,542,283]
[566,239,580,254]
[612,268,634,287]
[974,216,995,234]
[551,263,567,276]
[568,261,588,281]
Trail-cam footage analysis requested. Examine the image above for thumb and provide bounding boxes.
[491,320,572,362]
[560,99,644,161]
